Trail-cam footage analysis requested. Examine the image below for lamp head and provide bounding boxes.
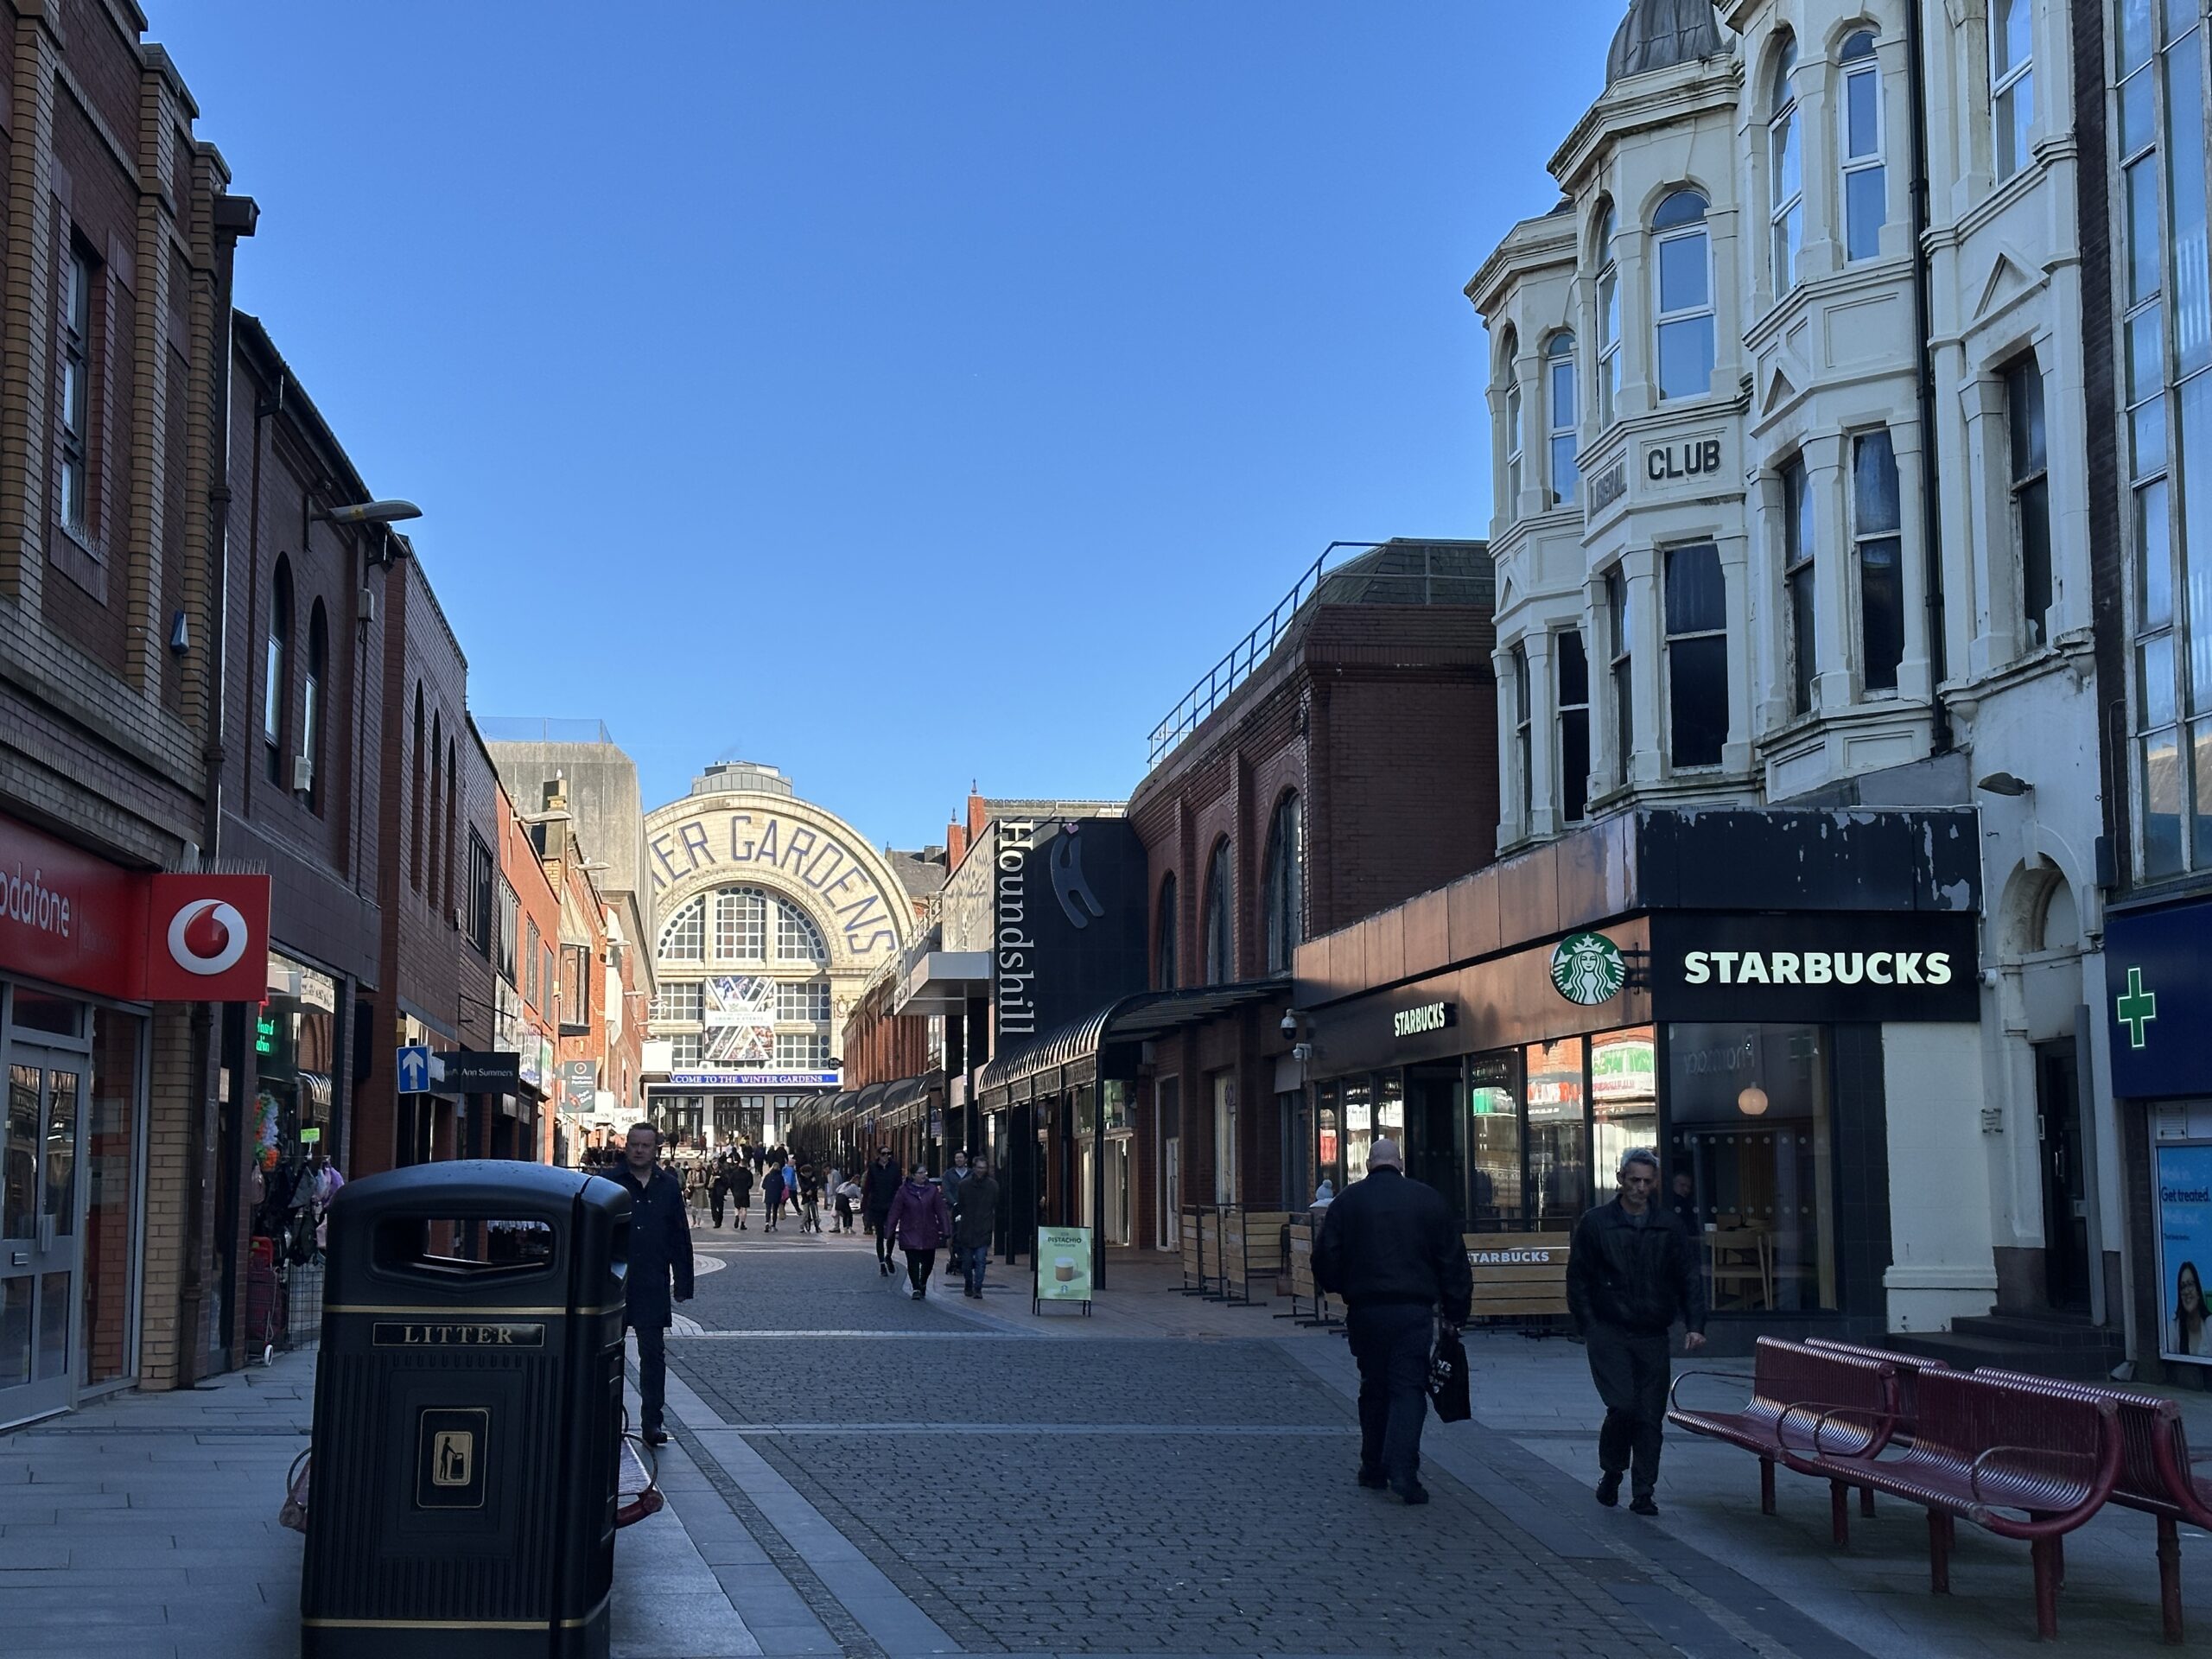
[324,499,423,527]
[1975,771,2034,798]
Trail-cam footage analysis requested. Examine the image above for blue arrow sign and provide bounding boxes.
[397,1045,431,1093]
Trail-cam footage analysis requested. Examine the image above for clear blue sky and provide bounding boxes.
[153,2,1618,849]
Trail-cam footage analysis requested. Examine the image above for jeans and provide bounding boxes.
[905,1247,938,1292]
[709,1192,725,1227]
[960,1243,989,1291]
[872,1217,894,1265]
[1345,1302,1433,1484]
[1585,1321,1671,1497]
[628,1319,667,1433]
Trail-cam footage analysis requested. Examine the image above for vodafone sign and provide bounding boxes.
[1,811,270,1003]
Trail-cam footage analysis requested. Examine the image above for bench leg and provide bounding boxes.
[1760,1458,1776,1516]
[1859,1485,1875,1518]
[1830,1479,1851,1547]
[2031,1536,2060,1640]
[2158,1513,2184,1644]
[1929,1510,1952,1594]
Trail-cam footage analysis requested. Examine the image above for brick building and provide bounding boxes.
[0,7,264,1424]
[486,755,558,1162]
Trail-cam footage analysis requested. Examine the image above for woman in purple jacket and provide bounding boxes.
[883,1163,953,1300]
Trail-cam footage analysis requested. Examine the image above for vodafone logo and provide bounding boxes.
[166,899,249,977]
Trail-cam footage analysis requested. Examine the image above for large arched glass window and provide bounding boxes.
[264,557,291,785]
[653,885,836,1066]
[1545,333,1579,506]
[1261,792,1304,975]
[1501,327,1522,518]
[1155,874,1179,989]
[1769,37,1802,294]
[1653,189,1713,401]
[429,712,445,908]
[658,895,706,962]
[303,600,327,810]
[1593,206,1620,423]
[1202,839,1232,985]
[1841,31,1887,259]
[410,685,425,891]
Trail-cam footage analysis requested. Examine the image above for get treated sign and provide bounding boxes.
[1,811,270,1002]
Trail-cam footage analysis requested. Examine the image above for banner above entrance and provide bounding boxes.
[1,811,270,1003]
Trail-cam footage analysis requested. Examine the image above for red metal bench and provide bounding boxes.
[1977,1369,2210,1644]
[1779,1368,2121,1640]
[1666,1337,1899,1528]
[1802,1336,1949,1421]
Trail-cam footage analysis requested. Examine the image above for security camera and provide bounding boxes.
[1292,1042,1313,1064]
[1280,1011,1299,1039]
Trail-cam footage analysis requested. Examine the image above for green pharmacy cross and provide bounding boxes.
[2116,966,2158,1050]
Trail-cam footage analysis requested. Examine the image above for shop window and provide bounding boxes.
[1590,1026,1657,1192]
[1653,189,1713,402]
[1546,331,1579,505]
[1664,543,1727,767]
[1526,1037,1587,1225]
[1783,457,1816,716]
[1840,31,1887,260]
[1666,1021,1837,1313]
[2005,355,2052,647]
[1593,204,1620,425]
[264,558,292,786]
[1467,1052,1523,1229]
[1342,1076,1374,1184]
[1261,792,1303,976]
[1557,631,1590,823]
[1769,35,1802,296]
[1990,0,2033,180]
[1606,567,1632,783]
[1853,429,1904,691]
[1202,838,1232,984]
[1155,873,1179,989]
[1316,1082,1341,1192]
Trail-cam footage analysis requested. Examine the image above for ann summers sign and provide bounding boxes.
[1649,912,1978,1023]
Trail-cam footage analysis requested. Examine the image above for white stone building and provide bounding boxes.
[1469,0,2116,1356]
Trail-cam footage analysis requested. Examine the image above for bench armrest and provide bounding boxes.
[1776,1400,1904,1459]
[1966,1443,2099,1507]
[1667,1369,1757,1414]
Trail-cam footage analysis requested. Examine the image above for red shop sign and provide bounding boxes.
[0,812,270,1002]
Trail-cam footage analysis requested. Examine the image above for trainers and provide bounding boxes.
[1629,1494,1659,1516]
[1390,1479,1429,1506]
[1357,1466,1389,1491]
[643,1427,670,1447]
[1595,1472,1621,1508]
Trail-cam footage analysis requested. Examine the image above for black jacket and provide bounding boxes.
[1566,1198,1707,1336]
[951,1173,1000,1251]
[861,1158,902,1216]
[1313,1167,1471,1319]
[614,1164,695,1327]
[729,1166,754,1201]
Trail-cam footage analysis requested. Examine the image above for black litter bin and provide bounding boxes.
[301,1160,630,1657]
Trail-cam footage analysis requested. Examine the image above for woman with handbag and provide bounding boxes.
[883,1162,953,1300]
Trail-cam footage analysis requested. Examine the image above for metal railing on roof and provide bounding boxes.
[477,716,617,747]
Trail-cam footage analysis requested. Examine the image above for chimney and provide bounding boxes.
[967,791,988,840]
[947,820,969,867]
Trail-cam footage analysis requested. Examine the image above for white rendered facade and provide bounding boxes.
[1471,0,2115,1334]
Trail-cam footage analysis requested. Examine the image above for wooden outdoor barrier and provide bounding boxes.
[1179,1204,1211,1294]
[1464,1230,1574,1323]
[1198,1208,1224,1299]
[1220,1209,1289,1305]
[1280,1216,1338,1326]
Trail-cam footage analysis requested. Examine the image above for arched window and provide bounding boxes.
[658,895,705,962]
[444,736,459,912]
[1545,332,1579,506]
[264,557,292,785]
[1501,327,1523,518]
[303,600,327,810]
[1990,0,2032,180]
[774,898,829,964]
[410,685,425,891]
[428,712,444,909]
[1262,792,1304,975]
[1593,206,1620,424]
[1840,31,1886,259]
[1653,189,1713,401]
[1769,37,1802,294]
[1202,838,1233,985]
[1155,874,1179,989]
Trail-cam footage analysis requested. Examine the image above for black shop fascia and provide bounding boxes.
[1294,809,1981,1346]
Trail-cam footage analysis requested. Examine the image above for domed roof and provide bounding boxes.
[1605,0,1726,86]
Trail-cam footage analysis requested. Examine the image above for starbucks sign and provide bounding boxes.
[1550,932,1626,1006]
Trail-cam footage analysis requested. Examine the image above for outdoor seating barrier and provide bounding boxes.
[1275,1217,1340,1327]
[1974,1368,2212,1645]
[1777,1367,2121,1641]
[1462,1230,1574,1332]
[1179,1205,1211,1296]
[1198,1207,1229,1301]
[1666,1337,1902,1528]
[1221,1209,1289,1306]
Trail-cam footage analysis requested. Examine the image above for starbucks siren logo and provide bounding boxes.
[1550,931,1626,1005]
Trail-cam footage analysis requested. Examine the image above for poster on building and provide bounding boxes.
[702,975,774,1065]
[1034,1226,1093,1309]
[2158,1143,2212,1364]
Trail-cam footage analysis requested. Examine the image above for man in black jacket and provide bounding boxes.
[613,1123,694,1447]
[1566,1147,1707,1516]
[1313,1138,1472,1505]
[861,1147,902,1276]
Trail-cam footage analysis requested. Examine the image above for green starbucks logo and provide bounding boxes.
[1550,931,1626,1005]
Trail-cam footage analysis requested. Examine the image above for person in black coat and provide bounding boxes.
[1566,1147,1707,1516]
[1313,1137,1472,1506]
[612,1123,694,1446]
[861,1147,902,1275]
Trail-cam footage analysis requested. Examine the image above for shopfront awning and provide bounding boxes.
[975,978,1290,1106]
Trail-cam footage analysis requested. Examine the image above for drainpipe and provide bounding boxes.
[178,193,257,1389]
[1906,0,1952,753]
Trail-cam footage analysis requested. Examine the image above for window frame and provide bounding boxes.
[264,560,292,786]
[302,600,327,810]
[1662,543,1729,769]
[1545,331,1580,506]
[1783,456,1817,717]
[1503,328,1524,518]
[1769,36,1804,296]
[1652,191,1715,403]
[1155,874,1179,990]
[1606,567,1633,785]
[59,245,94,539]
[1594,207,1620,426]
[1840,31,1888,261]
[1990,0,2034,181]
[1202,838,1233,985]
[2004,354,2053,649]
[1261,791,1304,976]
[1556,629,1591,824]
[1852,428,1905,692]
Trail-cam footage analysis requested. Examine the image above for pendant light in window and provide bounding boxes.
[1736,1083,1770,1117]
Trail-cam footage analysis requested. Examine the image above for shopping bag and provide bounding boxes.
[1428,1326,1471,1422]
